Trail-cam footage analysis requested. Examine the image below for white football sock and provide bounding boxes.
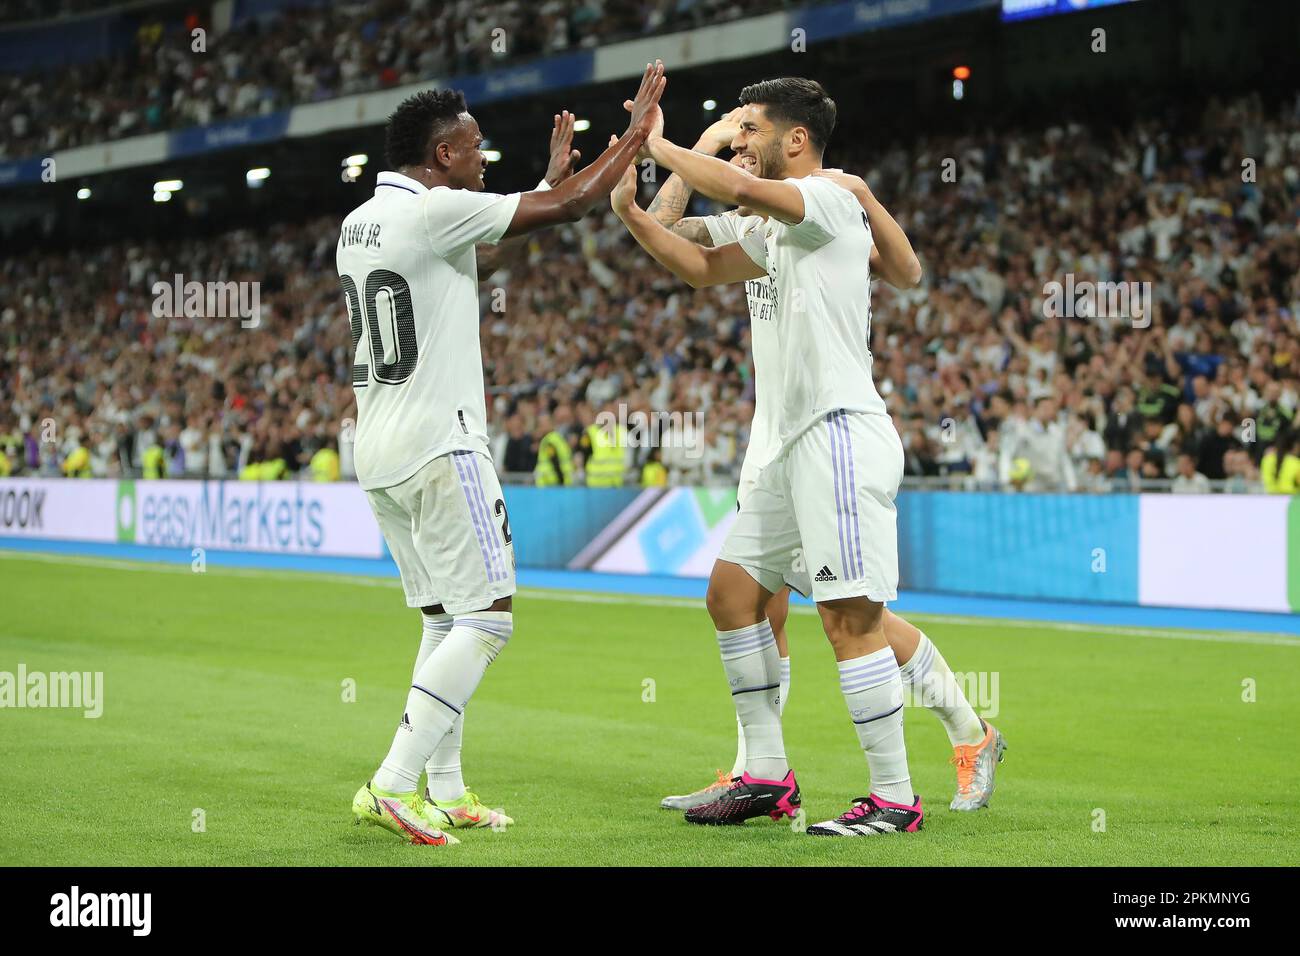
[728,655,789,779]
[373,611,511,793]
[729,717,746,780]
[426,714,465,803]
[899,632,985,747]
[717,620,787,781]
[411,613,467,803]
[839,647,914,806]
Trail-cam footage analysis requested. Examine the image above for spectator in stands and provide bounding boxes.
[500,414,538,477]
[641,446,667,487]
[1254,381,1294,458]
[0,0,794,158]
[1171,453,1211,494]
[1262,436,1300,494]
[1000,397,1077,492]
[533,413,574,487]
[1103,387,1145,453]
[4,89,1299,497]
[1196,416,1240,480]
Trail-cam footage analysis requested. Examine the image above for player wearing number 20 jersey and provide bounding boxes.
[338,174,519,493]
[337,173,522,612]
[336,69,665,846]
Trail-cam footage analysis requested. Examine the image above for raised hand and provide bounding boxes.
[813,167,869,195]
[624,60,666,140]
[545,110,581,186]
[697,107,741,153]
[608,135,638,214]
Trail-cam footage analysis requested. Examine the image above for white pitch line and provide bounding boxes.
[514,588,1300,648]
[0,549,400,589]
[3,549,1298,648]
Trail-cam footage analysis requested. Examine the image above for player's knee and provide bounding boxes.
[822,627,860,659]
[818,598,884,647]
[454,610,513,662]
[704,579,729,624]
[706,574,768,631]
[705,578,754,628]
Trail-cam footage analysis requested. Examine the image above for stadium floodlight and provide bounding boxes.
[154,179,183,193]
[952,79,964,100]
[483,150,502,163]
[245,167,271,187]
[343,165,363,181]
[152,190,172,203]
[76,187,91,200]
[573,119,591,132]
[344,153,369,168]
[702,99,717,111]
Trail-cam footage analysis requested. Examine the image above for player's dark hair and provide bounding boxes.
[738,77,836,153]
[385,88,468,169]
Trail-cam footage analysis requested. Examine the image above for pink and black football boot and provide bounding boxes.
[805,794,923,836]
[683,769,801,826]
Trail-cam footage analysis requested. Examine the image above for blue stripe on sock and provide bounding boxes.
[412,683,462,715]
[851,702,903,725]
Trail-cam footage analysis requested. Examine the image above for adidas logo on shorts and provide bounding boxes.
[814,565,837,582]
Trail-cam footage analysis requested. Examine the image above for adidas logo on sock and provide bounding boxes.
[814,565,837,582]
[399,712,413,733]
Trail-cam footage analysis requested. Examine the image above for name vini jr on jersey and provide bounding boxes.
[340,222,382,249]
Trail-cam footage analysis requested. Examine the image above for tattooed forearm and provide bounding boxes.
[647,173,694,227]
[668,217,714,247]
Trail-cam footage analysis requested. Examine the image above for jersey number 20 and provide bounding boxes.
[341,270,418,386]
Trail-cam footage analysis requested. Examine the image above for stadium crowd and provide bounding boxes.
[2,90,1299,492]
[1,0,786,159]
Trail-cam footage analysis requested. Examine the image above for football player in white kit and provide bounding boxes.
[645,114,1006,818]
[339,62,666,845]
[612,77,993,835]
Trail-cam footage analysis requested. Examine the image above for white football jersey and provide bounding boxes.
[336,171,521,491]
[703,211,780,489]
[737,174,885,451]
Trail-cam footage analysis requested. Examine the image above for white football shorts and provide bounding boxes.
[720,410,903,603]
[367,450,516,614]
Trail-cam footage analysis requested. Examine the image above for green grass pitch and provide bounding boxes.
[1,552,1297,866]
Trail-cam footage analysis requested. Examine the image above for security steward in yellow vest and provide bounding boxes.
[310,445,340,482]
[534,428,574,486]
[1262,437,1300,494]
[582,421,627,487]
[142,442,167,479]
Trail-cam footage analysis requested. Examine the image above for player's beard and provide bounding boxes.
[755,141,786,181]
